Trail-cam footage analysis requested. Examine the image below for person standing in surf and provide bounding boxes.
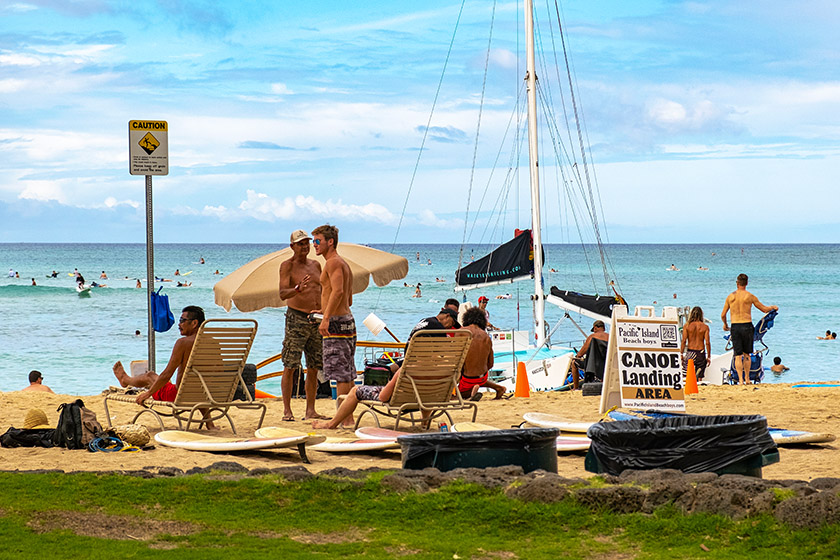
[277,229,325,422]
[312,224,356,427]
[721,273,778,385]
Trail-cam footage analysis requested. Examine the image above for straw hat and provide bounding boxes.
[23,408,51,429]
[112,424,151,447]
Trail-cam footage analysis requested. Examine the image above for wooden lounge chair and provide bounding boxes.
[103,319,265,434]
[350,329,477,430]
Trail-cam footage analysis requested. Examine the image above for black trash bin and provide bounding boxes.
[399,428,558,473]
[585,414,779,477]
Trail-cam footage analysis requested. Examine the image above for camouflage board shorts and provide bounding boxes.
[355,384,385,402]
[323,314,357,383]
[282,308,323,371]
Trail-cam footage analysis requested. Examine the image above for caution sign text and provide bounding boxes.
[129,120,168,176]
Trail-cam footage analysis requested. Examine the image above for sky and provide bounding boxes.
[2,0,840,244]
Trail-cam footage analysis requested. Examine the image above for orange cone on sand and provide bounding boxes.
[514,361,530,397]
[685,358,699,395]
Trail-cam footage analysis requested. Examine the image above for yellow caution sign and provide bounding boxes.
[129,120,168,176]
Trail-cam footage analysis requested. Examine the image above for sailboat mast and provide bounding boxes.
[524,0,546,347]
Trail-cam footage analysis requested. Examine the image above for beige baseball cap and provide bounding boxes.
[290,230,311,244]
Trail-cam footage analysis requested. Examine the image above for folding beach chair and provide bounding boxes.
[349,329,477,430]
[724,310,778,385]
[103,319,266,433]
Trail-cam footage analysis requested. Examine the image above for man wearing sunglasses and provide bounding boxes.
[112,306,217,428]
[311,224,356,427]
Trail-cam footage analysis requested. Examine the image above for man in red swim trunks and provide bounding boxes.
[458,307,505,400]
[112,306,216,428]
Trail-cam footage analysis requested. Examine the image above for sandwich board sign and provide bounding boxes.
[129,120,168,176]
[599,305,685,413]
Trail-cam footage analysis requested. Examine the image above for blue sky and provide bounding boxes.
[1,0,839,244]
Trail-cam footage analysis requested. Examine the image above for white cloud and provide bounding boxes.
[102,196,139,209]
[0,53,42,67]
[198,190,398,224]
[488,48,517,70]
[270,83,293,95]
[0,79,28,93]
[417,209,462,229]
[646,98,728,132]
[18,181,66,203]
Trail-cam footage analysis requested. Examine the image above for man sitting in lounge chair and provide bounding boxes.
[311,367,403,430]
[112,305,217,429]
[458,307,504,401]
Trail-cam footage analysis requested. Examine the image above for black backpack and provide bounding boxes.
[52,399,103,449]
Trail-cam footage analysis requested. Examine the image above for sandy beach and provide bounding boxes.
[1,384,838,480]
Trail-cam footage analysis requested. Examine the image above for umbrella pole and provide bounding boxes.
[383,326,401,344]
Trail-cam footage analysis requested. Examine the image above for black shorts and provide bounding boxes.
[730,322,754,356]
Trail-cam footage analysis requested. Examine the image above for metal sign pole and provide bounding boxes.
[145,174,155,372]
[129,119,168,374]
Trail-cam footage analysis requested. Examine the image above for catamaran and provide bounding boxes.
[444,0,626,391]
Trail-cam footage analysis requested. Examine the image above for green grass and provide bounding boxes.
[0,471,839,559]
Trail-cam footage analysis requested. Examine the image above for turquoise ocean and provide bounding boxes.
[2,243,838,395]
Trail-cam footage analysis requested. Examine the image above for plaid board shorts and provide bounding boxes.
[323,314,356,383]
[281,308,323,371]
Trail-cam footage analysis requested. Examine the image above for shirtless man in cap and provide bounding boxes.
[278,229,325,421]
[721,273,778,385]
[311,224,356,427]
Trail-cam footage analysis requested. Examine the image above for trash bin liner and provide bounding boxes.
[586,415,777,475]
[399,428,558,473]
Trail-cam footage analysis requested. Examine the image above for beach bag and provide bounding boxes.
[151,286,175,332]
[52,400,103,450]
[0,427,57,448]
[363,360,394,386]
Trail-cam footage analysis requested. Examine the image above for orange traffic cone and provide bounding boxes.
[514,361,530,397]
[685,358,699,395]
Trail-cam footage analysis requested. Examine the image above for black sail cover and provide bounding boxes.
[456,230,539,288]
[549,287,622,318]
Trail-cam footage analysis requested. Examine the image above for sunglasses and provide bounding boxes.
[313,239,321,246]
[179,317,195,323]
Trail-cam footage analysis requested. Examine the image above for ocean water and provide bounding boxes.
[2,243,838,395]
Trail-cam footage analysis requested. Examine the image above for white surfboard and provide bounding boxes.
[770,430,836,445]
[556,436,591,452]
[450,422,500,432]
[308,438,400,453]
[354,427,411,440]
[522,412,593,433]
[255,427,327,445]
[155,429,313,452]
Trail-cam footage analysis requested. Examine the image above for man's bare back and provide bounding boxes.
[682,322,710,352]
[462,324,494,377]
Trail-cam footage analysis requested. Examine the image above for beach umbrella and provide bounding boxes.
[214,243,409,312]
